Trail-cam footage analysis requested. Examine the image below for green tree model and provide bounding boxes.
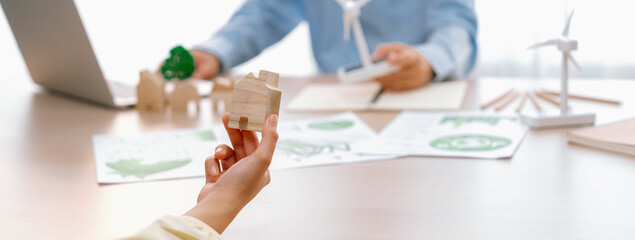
[161,45,195,81]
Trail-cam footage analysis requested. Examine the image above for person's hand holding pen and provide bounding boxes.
[372,43,435,91]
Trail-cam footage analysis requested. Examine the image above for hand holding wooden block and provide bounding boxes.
[228,70,282,132]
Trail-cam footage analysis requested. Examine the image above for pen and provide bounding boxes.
[370,88,385,104]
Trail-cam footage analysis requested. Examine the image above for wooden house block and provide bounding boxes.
[169,80,200,112]
[136,70,166,112]
[228,70,281,132]
[211,76,235,113]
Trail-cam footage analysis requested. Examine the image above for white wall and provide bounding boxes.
[2,0,635,84]
[475,0,635,79]
[0,0,316,85]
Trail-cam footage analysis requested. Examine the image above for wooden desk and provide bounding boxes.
[1,76,634,240]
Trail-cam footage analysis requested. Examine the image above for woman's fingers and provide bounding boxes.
[215,144,236,171]
[254,114,279,168]
[222,113,249,160]
[204,156,222,183]
[221,113,263,160]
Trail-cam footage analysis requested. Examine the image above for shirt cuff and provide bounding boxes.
[416,43,455,82]
[120,215,223,240]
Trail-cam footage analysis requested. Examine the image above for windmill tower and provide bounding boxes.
[521,10,595,128]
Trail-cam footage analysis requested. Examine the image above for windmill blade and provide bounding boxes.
[566,52,582,71]
[357,0,371,7]
[343,15,351,41]
[562,9,576,37]
[527,39,558,49]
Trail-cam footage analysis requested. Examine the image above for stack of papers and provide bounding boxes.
[92,111,529,183]
[92,112,396,184]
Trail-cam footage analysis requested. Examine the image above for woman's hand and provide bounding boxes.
[372,43,435,91]
[185,113,279,234]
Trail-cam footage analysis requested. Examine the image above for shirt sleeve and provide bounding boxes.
[415,0,478,81]
[193,0,305,73]
[119,215,223,240]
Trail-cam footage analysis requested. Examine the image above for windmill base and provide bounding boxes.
[521,113,595,129]
[337,60,399,84]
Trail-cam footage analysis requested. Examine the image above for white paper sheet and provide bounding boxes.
[270,112,400,170]
[352,111,528,159]
[92,127,227,184]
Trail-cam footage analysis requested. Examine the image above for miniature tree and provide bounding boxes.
[161,46,195,81]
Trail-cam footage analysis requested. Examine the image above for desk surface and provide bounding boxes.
[1,76,635,240]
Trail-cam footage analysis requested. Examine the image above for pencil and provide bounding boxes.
[481,88,515,109]
[536,91,561,106]
[494,90,519,111]
[516,92,527,112]
[528,91,542,110]
[542,90,621,105]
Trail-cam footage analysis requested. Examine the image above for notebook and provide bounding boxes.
[568,118,635,156]
[286,80,468,112]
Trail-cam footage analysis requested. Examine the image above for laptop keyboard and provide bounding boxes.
[108,81,136,98]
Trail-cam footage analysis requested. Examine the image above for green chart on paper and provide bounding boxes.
[440,116,517,128]
[107,158,192,179]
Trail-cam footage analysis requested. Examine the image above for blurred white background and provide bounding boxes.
[1,0,634,84]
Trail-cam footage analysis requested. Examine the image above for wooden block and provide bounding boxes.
[211,76,235,113]
[228,70,282,132]
[136,70,166,112]
[169,80,200,112]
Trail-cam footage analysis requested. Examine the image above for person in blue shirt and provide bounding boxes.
[191,0,477,91]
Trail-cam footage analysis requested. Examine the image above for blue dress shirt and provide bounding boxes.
[194,0,477,81]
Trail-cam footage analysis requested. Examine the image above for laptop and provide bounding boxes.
[2,0,211,108]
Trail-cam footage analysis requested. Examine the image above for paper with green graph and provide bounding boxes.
[92,112,396,183]
[92,128,226,184]
[271,112,398,170]
[352,111,528,159]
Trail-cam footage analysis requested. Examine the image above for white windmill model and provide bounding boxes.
[335,0,398,83]
[521,9,595,128]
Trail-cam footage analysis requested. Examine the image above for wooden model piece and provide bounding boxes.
[228,70,281,132]
[169,80,200,112]
[211,76,235,113]
[136,71,166,112]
